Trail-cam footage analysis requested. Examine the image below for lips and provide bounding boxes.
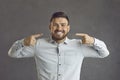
[52,30,67,40]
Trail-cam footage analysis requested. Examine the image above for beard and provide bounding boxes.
[51,30,68,41]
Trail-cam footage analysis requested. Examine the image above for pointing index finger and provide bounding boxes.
[75,33,86,37]
[33,33,43,38]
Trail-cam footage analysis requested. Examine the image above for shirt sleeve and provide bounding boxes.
[81,38,109,58]
[8,39,35,58]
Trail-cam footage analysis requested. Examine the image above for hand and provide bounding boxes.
[75,33,94,44]
[24,33,43,46]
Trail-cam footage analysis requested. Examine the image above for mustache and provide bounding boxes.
[55,30,65,33]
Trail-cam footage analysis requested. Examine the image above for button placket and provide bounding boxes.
[57,45,63,80]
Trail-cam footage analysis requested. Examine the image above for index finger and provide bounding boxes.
[75,33,87,37]
[33,33,43,38]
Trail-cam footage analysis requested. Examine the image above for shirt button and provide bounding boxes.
[58,74,61,76]
[59,64,61,66]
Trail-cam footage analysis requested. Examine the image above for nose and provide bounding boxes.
[57,24,62,30]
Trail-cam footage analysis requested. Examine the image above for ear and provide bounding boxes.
[67,25,70,32]
[49,24,51,30]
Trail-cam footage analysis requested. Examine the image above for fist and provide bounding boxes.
[75,33,94,44]
[24,34,43,46]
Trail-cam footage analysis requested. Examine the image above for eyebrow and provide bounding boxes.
[53,22,68,25]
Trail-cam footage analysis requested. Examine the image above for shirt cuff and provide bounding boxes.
[93,38,104,48]
[20,39,25,47]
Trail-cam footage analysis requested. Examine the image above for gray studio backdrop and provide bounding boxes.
[0,0,120,80]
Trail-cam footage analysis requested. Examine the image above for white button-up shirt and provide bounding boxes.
[8,37,109,80]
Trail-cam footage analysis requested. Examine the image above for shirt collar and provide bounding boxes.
[48,36,69,45]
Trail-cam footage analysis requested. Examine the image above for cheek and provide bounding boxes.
[65,28,70,33]
[50,27,56,33]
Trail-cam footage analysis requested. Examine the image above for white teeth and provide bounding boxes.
[56,32,63,35]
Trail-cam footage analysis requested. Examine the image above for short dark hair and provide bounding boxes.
[50,12,69,24]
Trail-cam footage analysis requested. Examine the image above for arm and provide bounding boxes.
[8,34,42,58]
[81,38,109,58]
[76,33,109,58]
[8,39,35,58]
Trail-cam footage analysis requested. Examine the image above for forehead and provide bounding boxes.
[51,17,68,24]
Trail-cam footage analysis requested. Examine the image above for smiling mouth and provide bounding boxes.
[56,31,63,35]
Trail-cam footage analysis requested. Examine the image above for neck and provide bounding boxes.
[56,38,66,44]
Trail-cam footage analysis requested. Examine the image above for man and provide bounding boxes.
[8,12,109,80]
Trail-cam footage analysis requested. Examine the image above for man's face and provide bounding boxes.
[49,17,70,41]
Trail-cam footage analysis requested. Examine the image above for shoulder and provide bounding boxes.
[36,38,49,45]
[67,38,82,45]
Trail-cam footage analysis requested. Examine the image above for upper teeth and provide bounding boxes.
[57,32,62,35]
